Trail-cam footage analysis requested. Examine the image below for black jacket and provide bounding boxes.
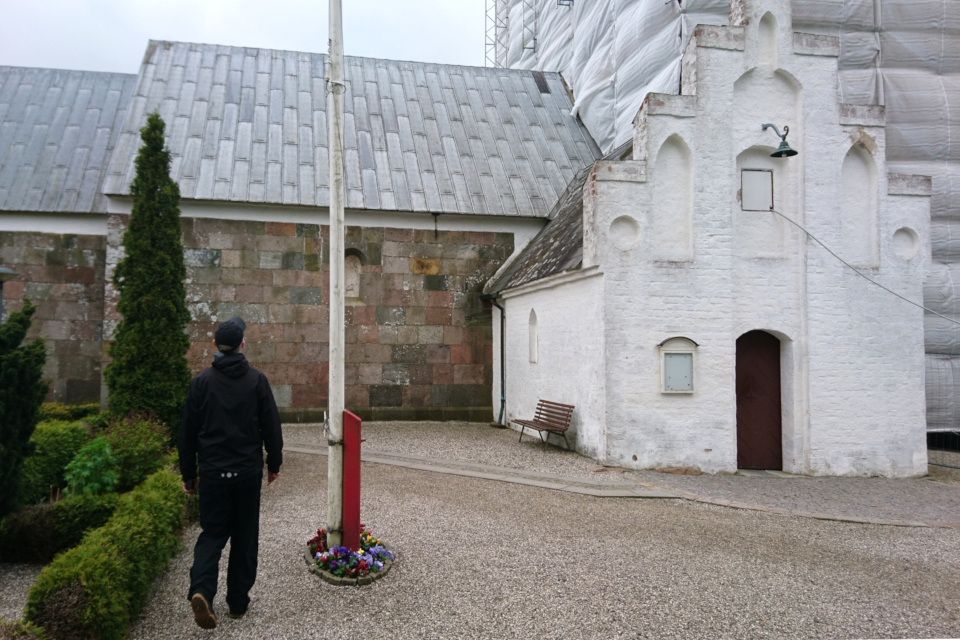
[179,352,283,485]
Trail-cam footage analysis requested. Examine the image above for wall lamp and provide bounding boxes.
[762,123,798,158]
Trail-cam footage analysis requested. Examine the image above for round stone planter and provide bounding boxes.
[303,546,395,586]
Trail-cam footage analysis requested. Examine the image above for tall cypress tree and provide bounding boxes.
[0,300,48,518]
[105,113,191,437]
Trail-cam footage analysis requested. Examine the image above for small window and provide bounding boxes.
[529,309,538,364]
[741,169,773,211]
[660,337,697,393]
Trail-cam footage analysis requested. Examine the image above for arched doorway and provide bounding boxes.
[736,330,782,469]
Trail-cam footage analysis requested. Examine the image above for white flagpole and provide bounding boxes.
[326,0,345,549]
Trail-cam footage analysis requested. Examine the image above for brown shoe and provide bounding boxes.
[227,610,245,619]
[190,593,217,629]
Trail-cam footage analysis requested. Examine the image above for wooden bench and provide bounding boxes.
[513,400,575,450]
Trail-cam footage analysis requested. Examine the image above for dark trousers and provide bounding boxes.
[188,474,262,614]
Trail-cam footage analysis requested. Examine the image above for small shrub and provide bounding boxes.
[64,439,118,496]
[0,493,120,563]
[0,618,45,639]
[101,413,168,492]
[25,468,187,640]
[19,421,88,506]
[36,403,100,423]
[83,412,111,433]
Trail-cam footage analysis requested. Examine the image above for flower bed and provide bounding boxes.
[304,525,395,586]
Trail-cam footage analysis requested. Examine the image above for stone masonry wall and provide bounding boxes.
[0,231,106,404]
[104,215,512,422]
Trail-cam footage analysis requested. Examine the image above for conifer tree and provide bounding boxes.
[105,113,191,437]
[0,300,48,518]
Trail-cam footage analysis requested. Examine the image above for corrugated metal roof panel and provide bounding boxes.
[102,41,600,216]
[0,66,137,212]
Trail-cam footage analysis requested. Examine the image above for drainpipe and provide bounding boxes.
[480,292,506,425]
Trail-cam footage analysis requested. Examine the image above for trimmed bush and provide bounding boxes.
[19,421,89,506]
[0,300,48,520]
[104,113,191,438]
[64,439,119,496]
[0,493,120,564]
[0,618,45,639]
[25,468,187,640]
[36,403,101,423]
[101,414,168,492]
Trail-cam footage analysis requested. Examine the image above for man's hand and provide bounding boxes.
[183,478,198,495]
[268,471,281,485]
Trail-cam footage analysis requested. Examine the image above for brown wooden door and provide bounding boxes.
[736,330,782,470]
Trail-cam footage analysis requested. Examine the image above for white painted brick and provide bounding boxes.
[497,0,930,478]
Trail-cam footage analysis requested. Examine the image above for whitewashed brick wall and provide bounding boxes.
[496,0,930,477]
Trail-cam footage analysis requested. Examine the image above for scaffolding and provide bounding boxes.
[485,0,510,68]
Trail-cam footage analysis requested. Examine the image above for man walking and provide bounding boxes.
[178,316,284,629]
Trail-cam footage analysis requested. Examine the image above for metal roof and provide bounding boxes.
[102,41,601,217]
[0,67,137,213]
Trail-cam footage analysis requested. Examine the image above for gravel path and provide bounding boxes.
[286,422,960,526]
[284,422,624,482]
[128,449,960,639]
[5,422,960,637]
[0,564,42,622]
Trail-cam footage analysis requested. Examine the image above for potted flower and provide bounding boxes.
[305,524,395,586]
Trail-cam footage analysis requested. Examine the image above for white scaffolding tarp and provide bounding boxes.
[499,0,960,432]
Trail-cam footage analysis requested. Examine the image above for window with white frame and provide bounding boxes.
[659,337,697,393]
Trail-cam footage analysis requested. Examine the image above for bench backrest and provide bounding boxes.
[533,400,575,429]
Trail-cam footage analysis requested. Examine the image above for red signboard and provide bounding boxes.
[342,410,362,551]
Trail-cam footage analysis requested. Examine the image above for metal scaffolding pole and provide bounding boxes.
[326,0,345,549]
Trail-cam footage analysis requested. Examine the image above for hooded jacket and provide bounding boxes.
[179,352,283,485]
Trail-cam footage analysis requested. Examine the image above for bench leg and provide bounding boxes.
[518,425,524,443]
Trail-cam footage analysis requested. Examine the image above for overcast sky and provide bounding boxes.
[0,0,489,74]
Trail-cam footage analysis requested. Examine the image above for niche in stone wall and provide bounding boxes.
[840,144,879,266]
[345,251,364,303]
[735,147,787,258]
[652,135,694,261]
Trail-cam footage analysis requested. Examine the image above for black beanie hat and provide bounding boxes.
[214,317,246,349]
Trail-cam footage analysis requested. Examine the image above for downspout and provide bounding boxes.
[481,292,506,425]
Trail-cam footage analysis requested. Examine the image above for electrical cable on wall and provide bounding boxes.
[771,209,960,327]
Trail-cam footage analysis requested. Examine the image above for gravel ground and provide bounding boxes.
[284,422,625,482]
[287,422,960,525]
[126,450,960,640]
[0,564,42,622]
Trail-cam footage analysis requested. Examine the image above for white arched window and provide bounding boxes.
[529,309,538,364]
[660,337,697,393]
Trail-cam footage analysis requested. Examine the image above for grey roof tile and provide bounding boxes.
[85,42,600,216]
[486,165,592,293]
[0,66,136,212]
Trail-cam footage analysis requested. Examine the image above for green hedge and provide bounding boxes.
[24,468,187,640]
[19,421,89,506]
[36,404,101,423]
[0,493,120,564]
[0,619,45,639]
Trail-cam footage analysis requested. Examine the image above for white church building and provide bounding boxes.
[485,0,932,477]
